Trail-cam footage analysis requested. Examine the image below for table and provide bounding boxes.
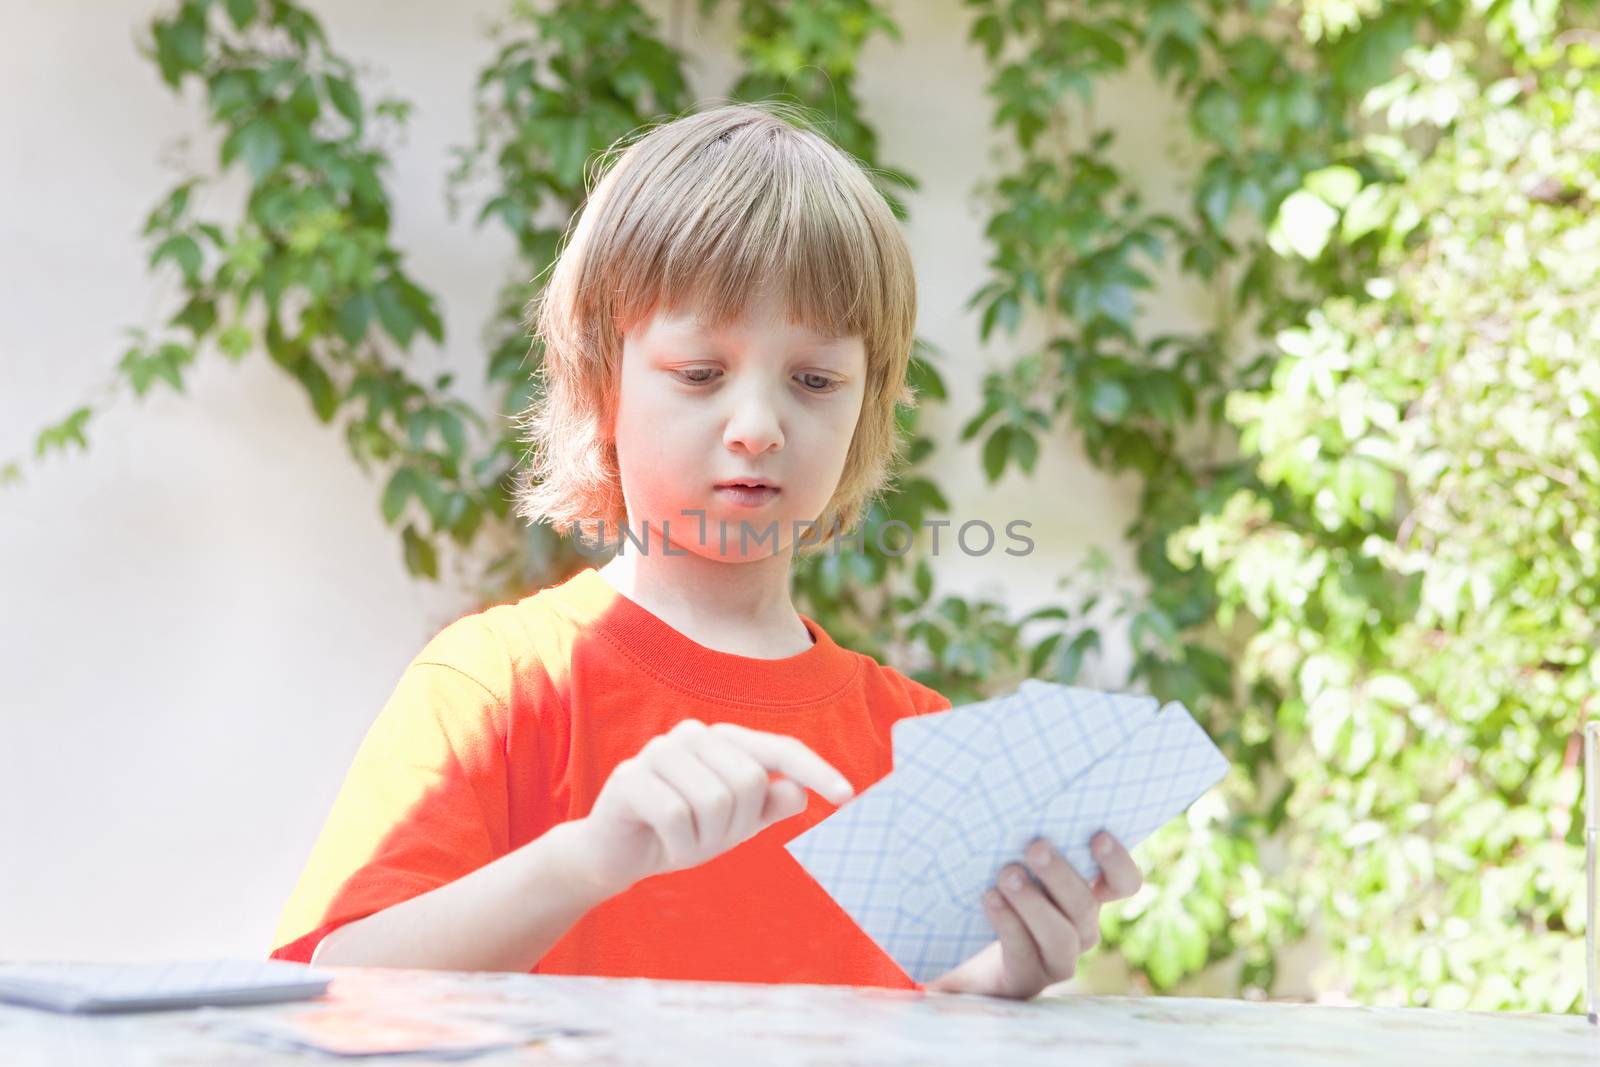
[2,966,1595,1065]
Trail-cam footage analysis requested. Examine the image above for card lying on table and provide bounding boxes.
[0,959,332,1014]
[198,1005,589,1059]
[785,681,1230,983]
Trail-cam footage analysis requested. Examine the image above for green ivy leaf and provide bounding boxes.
[373,281,417,347]
[324,74,362,129]
[293,357,338,422]
[1148,0,1204,47]
[448,495,484,545]
[224,0,258,29]
[336,291,374,345]
[1028,632,1064,677]
[1089,380,1131,422]
[982,425,1013,482]
[436,409,468,460]
[401,523,438,578]
[1192,82,1241,148]
[151,235,203,283]
[229,118,283,181]
[172,296,216,337]
[970,13,1004,61]
[152,11,207,88]
[960,396,1001,441]
[550,117,591,188]
[1199,174,1234,231]
[1096,283,1135,324]
[382,466,419,525]
[1340,182,1393,241]
[207,71,255,118]
[34,407,93,457]
[415,472,449,526]
[1012,428,1039,472]
[402,280,443,343]
[406,409,433,451]
[218,324,252,360]
[288,76,320,122]
[1303,165,1362,208]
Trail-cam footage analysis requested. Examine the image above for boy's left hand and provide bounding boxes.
[925,832,1142,1000]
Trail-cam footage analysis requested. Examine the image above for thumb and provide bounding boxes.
[759,777,808,825]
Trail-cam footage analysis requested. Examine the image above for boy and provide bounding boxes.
[268,102,1143,998]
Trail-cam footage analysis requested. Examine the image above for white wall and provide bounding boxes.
[1,0,1204,964]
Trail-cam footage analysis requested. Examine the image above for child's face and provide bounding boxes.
[610,286,867,560]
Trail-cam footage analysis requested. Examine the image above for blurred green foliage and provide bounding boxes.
[1172,30,1600,1009]
[12,0,1599,1012]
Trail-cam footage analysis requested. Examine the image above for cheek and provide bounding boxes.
[612,369,680,456]
[612,401,699,505]
[618,373,701,436]
[820,393,866,463]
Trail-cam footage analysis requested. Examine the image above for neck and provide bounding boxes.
[595,522,810,659]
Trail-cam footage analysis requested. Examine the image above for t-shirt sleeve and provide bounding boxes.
[268,619,514,964]
[903,674,953,717]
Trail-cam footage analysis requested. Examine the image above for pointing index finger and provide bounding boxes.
[710,722,854,805]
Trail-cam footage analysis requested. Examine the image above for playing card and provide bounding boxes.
[886,696,1008,877]
[787,695,1014,937]
[888,678,1059,755]
[941,686,1156,881]
[898,700,1230,976]
[895,686,1155,885]
[785,684,1230,984]
[0,959,331,1014]
[805,686,1068,912]
[783,770,911,936]
[200,1003,584,1059]
[890,685,1148,930]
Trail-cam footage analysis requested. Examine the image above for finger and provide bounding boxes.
[998,864,1082,980]
[691,728,778,842]
[621,766,699,869]
[759,778,807,826]
[646,730,734,851]
[710,723,853,804]
[1088,832,1143,902]
[1024,839,1101,951]
[982,888,1043,993]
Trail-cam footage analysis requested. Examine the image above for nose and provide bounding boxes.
[722,381,784,456]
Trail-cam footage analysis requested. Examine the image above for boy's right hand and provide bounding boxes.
[565,719,855,898]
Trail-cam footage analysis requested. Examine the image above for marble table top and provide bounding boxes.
[2,966,1595,1066]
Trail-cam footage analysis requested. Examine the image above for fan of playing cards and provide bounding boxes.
[785,681,1230,983]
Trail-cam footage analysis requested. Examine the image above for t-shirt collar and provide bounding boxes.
[552,567,861,706]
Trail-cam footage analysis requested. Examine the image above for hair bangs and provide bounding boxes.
[608,124,884,353]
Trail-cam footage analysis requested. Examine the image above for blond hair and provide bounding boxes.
[512,100,919,552]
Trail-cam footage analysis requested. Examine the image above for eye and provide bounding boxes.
[673,366,721,385]
[796,371,840,393]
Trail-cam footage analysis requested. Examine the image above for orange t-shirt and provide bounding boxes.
[268,566,951,988]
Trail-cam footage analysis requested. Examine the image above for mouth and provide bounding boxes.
[714,480,781,507]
